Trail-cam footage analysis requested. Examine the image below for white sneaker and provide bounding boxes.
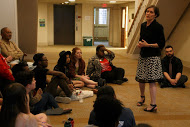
[55,96,71,104]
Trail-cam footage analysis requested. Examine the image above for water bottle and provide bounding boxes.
[68,118,74,127]
[64,121,71,127]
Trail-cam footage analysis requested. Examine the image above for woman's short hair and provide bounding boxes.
[145,5,160,18]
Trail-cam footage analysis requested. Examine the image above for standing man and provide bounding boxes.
[161,45,188,88]
[0,27,23,60]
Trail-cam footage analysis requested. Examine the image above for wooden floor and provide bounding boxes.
[37,45,190,127]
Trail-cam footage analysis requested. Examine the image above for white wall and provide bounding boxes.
[0,0,17,44]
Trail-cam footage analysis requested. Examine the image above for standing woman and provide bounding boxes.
[69,47,98,89]
[136,5,165,112]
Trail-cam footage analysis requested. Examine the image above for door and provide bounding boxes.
[121,7,126,47]
[54,5,75,45]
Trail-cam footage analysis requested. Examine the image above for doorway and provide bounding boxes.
[54,5,75,45]
[93,8,110,46]
[121,6,128,48]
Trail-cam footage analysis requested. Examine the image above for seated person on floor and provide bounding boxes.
[0,27,23,62]
[15,71,72,115]
[0,51,15,93]
[88,96,122,127]
[0,83,51,127]
[86,45,128,85]
[33,53,73,99]
[88,86,136,127]
[161,45,188,88]
[69,47,100,89]
[54,50,84,88]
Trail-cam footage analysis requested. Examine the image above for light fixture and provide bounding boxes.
[61,3,64,4]
[110,1,116,3]
[65,1,69,4]
[69,0,75,2]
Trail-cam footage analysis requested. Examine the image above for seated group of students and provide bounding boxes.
[0,27,131,126]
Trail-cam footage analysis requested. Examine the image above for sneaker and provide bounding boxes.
[55,96,71,104]
[62,108,72,114]
[181,84,186,88]
[46,108,72,115]
[46,108,64,115]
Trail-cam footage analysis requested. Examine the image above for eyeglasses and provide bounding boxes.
[41,59,48,61]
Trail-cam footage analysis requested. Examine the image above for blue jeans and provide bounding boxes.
[31,92,59,114]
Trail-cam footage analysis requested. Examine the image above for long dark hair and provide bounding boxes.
[0,83,28,127]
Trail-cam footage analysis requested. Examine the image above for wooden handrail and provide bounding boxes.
[128,0,144,37]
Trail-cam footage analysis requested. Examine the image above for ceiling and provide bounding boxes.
[38,0,135,4]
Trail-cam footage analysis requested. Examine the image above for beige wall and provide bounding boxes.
[82,4,94,38]
[166,5,190,68]
[17,0,38,55]
[38,3,48,46]
[112,6,121,47]
[0,0,17,44]
[75,4,82,45]
[47,4,54,45]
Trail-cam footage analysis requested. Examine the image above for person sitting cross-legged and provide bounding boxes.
[15,71,72,115]
[32,53,73,103]
[161,45,188,88]
[86,45,128,85]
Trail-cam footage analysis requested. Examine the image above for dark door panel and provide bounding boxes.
[54,5,75,45]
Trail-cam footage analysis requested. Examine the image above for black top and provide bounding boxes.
[54,65,69,77]
[162,56,183,79]
[33,66,49,91]
[139,20,165,57]
[88,107,136,127]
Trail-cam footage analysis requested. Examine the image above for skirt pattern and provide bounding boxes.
[135,56,163,83]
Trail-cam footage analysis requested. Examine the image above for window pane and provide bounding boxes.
[99,8,107,24]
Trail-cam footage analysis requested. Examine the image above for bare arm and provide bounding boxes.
[163,72,177,85]
[175,73,182,82]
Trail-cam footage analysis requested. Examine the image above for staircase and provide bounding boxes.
[127,0,189,57]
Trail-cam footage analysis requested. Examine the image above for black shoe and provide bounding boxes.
[122,78,128,82]
[113,80,123,85]
[98,78,106,87]
[137,96,145,106]
[144,104,157,112]
[181,84,186,88]
[160,82,168,88]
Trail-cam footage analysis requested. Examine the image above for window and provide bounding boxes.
[98,8,107,24]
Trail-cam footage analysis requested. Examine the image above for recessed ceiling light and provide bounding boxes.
[69,0,75,2]
[65,1,69,4]
[110,1,116,3]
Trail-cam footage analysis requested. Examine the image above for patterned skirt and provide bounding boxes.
[135,56,163,83]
